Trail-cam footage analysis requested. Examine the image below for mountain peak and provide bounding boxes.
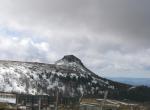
[55,55,84,67]
[63,55,81,63]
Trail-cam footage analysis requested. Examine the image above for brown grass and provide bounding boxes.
[0,103,16,110]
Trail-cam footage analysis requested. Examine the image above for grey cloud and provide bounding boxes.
[0,0,150,77]
[2,0,149,47]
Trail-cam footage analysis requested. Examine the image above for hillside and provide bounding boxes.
[0,55,149,102]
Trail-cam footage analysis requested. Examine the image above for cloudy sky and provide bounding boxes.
[0,0,150,78]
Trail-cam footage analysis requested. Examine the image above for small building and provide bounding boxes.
[0,92,16,104]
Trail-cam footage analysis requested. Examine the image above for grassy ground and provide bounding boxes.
[80,98,148,110]
[58,104,80,110]
[140,102,150,110]
[0,103,16,110]
[0,101,149,110]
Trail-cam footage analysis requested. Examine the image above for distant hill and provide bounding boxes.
[109,77,150,87]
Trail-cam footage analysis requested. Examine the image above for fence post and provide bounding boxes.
[39,97,41,110]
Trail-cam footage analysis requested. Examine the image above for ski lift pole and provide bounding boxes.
[55,87,59,110]
[100,91,108,110]
[39,97,41,110]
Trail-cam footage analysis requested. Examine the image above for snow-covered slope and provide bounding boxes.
[1,55,150,101]
[0,55,131,99]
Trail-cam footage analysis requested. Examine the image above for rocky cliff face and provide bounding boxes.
[0,55,149,101]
